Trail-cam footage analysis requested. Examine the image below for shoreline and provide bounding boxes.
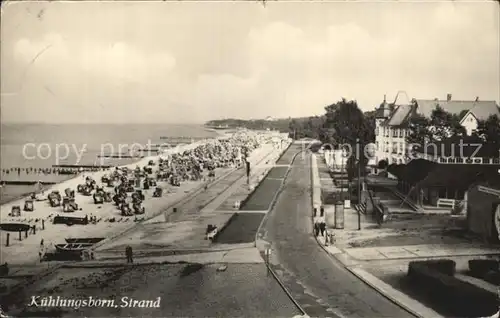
[0,134,225,209]
[0,157,149,206]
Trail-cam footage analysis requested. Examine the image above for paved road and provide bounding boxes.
[260,148,415,318]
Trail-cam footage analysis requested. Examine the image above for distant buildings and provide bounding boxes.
[374,93,500,166]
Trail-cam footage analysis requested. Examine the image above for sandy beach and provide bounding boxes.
[0,131,289,264]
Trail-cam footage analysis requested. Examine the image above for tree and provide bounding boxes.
[428,105,466,140]
[406,105,466,145]
[323,98,374,180]
[474,114,500,156]
[324,98,374,145]
[287,116,326,140]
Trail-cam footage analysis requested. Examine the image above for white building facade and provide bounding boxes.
[373,94,500,167]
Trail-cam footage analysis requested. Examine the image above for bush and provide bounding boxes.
[484,270,500,285]
[408,259,456,276]
[407,259,497,317]
[468,259,499,278]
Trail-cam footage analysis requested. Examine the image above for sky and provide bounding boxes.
[1,1,499,124]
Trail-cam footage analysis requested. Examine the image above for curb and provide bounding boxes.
[346,266,442,318]
[310,154,421,318]
[267,264,307,316]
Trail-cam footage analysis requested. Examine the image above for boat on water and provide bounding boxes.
[55,243,94,253]
[65,237,105,244]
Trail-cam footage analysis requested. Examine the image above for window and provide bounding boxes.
[399,129,404,138]
[392,142,397,153]
[393,129,398,137]
[375,127,379,136]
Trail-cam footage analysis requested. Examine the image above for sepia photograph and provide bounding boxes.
[0,0,499,317]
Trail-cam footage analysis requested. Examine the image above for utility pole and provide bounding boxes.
[357,144,362,231]
[357,158,361,231]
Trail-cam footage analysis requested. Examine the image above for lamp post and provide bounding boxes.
[357,156,362,231]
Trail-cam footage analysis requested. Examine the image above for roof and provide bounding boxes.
[418,164,500,188]
[374,101,395,119]
[462,101,500,122]
[414,99,496,118]
[384,104,414,127]
[388,160,500,188]
[386,159,437,185]
[379,97,499,127]
[374,106,386,119]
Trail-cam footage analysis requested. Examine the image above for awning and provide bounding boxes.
[417,164,500,188]
[398,159,438,185]
[387,164,406,179]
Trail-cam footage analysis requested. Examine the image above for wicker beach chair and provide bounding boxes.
[82,186,92,196]
[62,197,74,212]
[69,198,78,210]
[23,199,34,212]
[48,193,61,207]
[153,187,163,197]
[121,204,133,216]
[103,192,112,202]
[133,202,145,215]
[93,193,104,204]
[10,206,21,217]
[64,188,73,198]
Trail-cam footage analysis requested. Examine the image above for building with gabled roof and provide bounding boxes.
[374,93,499,167]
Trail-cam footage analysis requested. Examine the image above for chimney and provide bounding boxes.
[447,94,452,101]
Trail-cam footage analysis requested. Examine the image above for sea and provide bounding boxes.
[0,123,219,205]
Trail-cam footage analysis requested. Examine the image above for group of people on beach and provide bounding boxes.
[158,133,261,183]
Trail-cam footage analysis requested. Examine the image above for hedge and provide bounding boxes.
[408,259,456,276]
[484,270,500,285]
[408,259,497,317]
[468,259,499,278]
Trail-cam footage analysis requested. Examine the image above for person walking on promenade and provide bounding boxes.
[319,221,326,237]
[314,221,320,237]
[39,239,45,262]
[125,245,133,264]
